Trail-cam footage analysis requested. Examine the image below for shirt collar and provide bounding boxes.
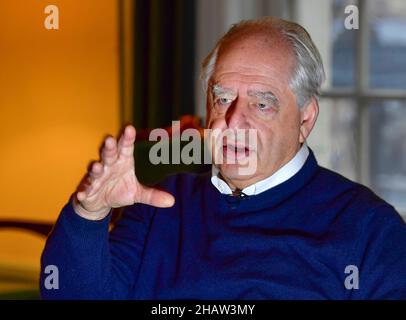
[211,143,310,196]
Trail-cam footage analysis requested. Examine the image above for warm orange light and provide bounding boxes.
[0,0,120,279]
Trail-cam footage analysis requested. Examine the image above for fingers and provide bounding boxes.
[76,190,87,202]
[76,171,92,201]
[102,136,118,166]
[76,176,91,201]
[138,185,175,208]
[118,125,136,158]
[89,162,103,179]
[101,125,136,166]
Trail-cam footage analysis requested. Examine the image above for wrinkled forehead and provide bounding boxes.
[212,33,295,91]
[220,26,290,49]
[218,29,294,62]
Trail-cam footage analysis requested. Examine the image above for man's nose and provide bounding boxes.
[225,98,249,129]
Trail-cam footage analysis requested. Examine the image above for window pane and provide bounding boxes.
[368,0,406,89]
[308,98,358,181]
[331,0,357,88]
[293,0,356,90]
[369,100,406,212]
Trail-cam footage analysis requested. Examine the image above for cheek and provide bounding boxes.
[279,107,301,134]
[206,113,225,130]
[256,126,273,152]
[256,121,292,152]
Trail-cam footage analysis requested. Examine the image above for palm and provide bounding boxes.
[82,159,137,212]
[75,125,174,219]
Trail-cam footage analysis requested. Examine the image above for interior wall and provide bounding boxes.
[0,0,120,269]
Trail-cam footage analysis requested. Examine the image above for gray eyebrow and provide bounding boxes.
[212,84,236,96]
[247,90,279,106]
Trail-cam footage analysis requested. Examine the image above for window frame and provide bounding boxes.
[321,0,406,215]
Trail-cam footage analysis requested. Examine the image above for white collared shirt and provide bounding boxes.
[211,143,309,196]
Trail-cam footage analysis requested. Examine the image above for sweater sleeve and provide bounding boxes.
[40,198,155,299]
[353,205,406,299]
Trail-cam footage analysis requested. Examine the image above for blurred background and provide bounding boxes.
[0,0,405,298]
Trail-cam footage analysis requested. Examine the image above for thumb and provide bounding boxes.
[137,184,175,208]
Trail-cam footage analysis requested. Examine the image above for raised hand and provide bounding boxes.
[73,125,175,220]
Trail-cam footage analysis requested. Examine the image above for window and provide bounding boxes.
[295,0,406,215]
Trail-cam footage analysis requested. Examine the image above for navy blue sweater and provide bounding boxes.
[40,151,406,299]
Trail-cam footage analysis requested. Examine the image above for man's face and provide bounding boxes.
[206,34,303,190]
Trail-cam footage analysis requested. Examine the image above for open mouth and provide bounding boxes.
[223,144,251,160]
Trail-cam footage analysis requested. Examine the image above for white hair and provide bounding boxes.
[201,17,325,108]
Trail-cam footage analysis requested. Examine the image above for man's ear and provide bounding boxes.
[299,97,319,144]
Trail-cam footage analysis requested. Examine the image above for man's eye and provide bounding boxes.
[257,103,270,110]
[218,98,232,105]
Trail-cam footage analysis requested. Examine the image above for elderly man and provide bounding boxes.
[41,17,406,299]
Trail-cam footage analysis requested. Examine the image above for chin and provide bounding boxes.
[218,163,256,183]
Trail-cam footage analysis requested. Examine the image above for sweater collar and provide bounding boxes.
[206,147,319,212]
